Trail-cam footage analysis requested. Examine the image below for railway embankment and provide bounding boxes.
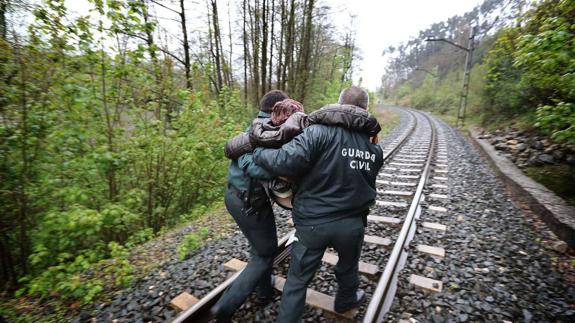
[468,127,575,248]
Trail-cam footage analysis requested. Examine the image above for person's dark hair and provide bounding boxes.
[338,86,369,109]
[260,90,289,113]
[271,99,305,126]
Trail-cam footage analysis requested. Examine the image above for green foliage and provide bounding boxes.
[17,242,134,305]
[177,227,210,260]
[105,242,134,287]
[124,228,155,248]
[18,251,104,304]
[536,102,575,144]
[389,0,574,132]
[396,84,413,100]
[483,0,575,123]
[0,0,247,307]
[391,64,486,124]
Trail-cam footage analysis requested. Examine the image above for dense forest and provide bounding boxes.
[0,0,358,312]
[380,0,574,144]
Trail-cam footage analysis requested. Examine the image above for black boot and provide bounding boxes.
[254,276,275,306]
[334,289,366,313]
[210,303,232,323]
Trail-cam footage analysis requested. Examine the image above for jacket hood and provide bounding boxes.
[249,112,307,148]
[307,104,381,136]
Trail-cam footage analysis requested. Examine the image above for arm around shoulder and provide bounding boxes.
[238,153,274,179]
[253,125,323,178]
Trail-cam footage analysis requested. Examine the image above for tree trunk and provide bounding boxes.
[227,2,234,87]
[267,0,275,91]
[260,0,268,96]
[179,0,192,90]
[297,0,314,102]
[242,0,249,109]
[210,0,224,92]
[276,0,285,89]
[0,232,16,287]
[16,41,30,276]
[0,0,7,40]
[250,0,261,107]
[284,0,295,92]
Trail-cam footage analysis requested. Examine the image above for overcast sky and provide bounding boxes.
[328,0,482,90]
[63,0,482,91]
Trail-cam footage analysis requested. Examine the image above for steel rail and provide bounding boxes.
[381,108,417,161]
[172,106,417,323]
[363,111,437,323]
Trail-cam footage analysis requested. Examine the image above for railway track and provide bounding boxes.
[172,107,451,322]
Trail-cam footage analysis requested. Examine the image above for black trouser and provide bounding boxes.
[277,216,365,323]
[214,188,278,320]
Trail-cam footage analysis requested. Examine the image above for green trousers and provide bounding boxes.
[277,216,365,323]
[213,189,277,321]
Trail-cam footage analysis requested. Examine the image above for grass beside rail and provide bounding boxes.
[373,106,401,138]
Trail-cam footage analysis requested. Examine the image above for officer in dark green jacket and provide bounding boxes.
[211,90,288,322]
[253,86,384,323]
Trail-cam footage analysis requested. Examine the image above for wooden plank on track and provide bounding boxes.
[377,179,418,187]
[409,274,443,293]
[416,244,445,258]
[170,292,199,312]
[224,258,357,319]
[224,258,248,271]
[390,162,424,167]
[395,158,426,162]
[377,190,413,197]
[390,181,418,187]
[397,175,419,179]
[364,235,392,248]
[322,252,379,277]
[422,222,447,231]
[399,168,422,173]
[274,276,357,319]
[376,200,408,208]
[428,205,448,213]
[367,215,401,225]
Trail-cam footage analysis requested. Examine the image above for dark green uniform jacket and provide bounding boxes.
[227,111,274,191]
[253,123,384,226]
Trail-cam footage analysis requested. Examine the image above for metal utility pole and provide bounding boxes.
[426,26,477,128]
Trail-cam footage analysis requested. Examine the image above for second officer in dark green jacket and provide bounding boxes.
[211,90,288,322]
[253,86,384,323]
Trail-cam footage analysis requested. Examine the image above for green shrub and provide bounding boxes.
[177,227,210,260]
[104,242,134,287]
[536,102,575,144]
[17,241,135,305]
[18,251,104,304]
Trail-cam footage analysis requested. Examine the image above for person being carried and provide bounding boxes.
[225,98,306,209]
[225,97,381,210]
[252,86,384,323]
